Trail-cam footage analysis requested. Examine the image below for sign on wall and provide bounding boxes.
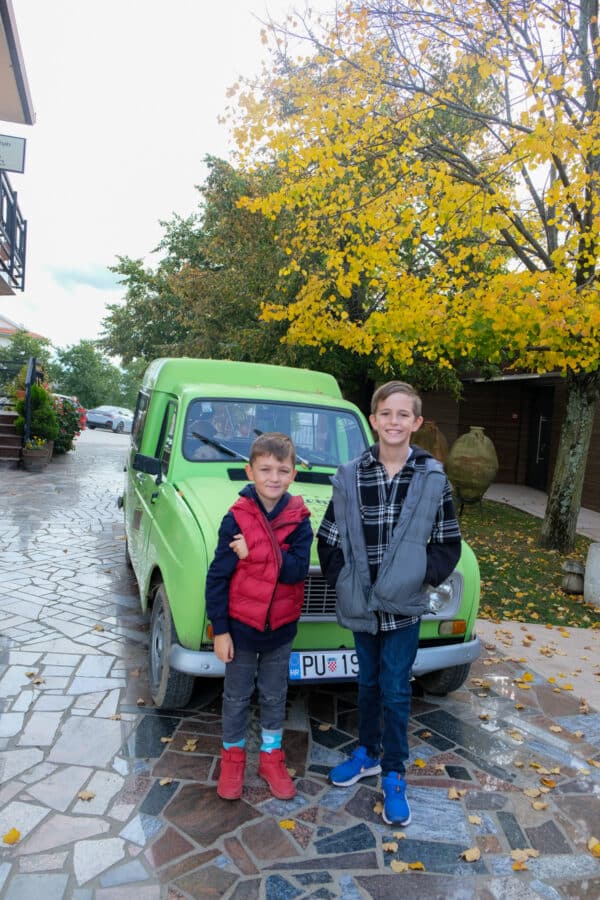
[0,134,26,174]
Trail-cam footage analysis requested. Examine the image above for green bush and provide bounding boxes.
[15,383,59,442]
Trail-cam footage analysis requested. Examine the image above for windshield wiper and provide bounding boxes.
[253,428,312,470]
[192,431,249,462]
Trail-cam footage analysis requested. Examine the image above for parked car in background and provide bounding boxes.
[121,358,481,709]
[86,405,133,433]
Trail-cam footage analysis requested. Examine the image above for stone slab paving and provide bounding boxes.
[1,429,599,899]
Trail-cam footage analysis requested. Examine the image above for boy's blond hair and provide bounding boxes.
[249,432,296,466]
[370,381,422,418]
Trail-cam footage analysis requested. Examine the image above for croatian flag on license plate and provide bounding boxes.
[327,657,337,673]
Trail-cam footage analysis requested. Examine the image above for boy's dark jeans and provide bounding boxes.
[222,640,294,744]
[354,621,420,776]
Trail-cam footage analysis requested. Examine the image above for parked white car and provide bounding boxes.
[86,405,134,433]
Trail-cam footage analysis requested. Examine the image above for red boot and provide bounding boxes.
[258,748,296,799]
[217,746,246,800]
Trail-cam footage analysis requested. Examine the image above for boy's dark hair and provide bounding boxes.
[249,432,296,466]
[371,381,422,417]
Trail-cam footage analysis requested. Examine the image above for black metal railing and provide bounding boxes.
[0,170,26,291]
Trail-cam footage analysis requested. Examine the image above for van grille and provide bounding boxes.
[301,569,337,620]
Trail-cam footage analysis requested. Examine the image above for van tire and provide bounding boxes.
[415,663,471,696]
[150,584,194,709]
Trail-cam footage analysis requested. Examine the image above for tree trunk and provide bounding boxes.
[539,371,600,553]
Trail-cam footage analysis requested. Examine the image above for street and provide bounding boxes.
[0,428,599,899]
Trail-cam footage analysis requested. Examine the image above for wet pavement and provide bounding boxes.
[1,430,599,899]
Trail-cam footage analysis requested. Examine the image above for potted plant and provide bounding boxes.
[14,383,59,471]
[21,435,53,471]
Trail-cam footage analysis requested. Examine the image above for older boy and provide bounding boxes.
[206,432,312,801]
[317,382,461,825]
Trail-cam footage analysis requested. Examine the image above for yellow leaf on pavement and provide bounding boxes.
[461,847,481,861]
[408,861,425,870]
[383,841,398,852]
[588,837,600,857]
[77,790,96,801]
[279,819,295,830]
[2,828,20,845]
[468,815,482,825]
[390,860,409,873]
[413,758,426,768]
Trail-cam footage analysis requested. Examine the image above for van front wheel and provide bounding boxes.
[150,584,194,709]
[415,663,471,696]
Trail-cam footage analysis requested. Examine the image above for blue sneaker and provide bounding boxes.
[382,772,411,825]
[329,745,381,786]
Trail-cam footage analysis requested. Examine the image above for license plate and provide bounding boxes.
[289,650,358,681]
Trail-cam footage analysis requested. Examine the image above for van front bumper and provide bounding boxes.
[169,633,481,680]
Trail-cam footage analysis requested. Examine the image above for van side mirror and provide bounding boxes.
[133,453,162,483]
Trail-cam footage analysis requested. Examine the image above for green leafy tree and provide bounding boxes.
[52,341,123,410]
[0,331,53,393]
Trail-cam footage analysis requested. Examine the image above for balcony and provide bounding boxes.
[0,168,26,293]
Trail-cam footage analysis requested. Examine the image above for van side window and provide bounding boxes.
[132,391,150,449]
[159,403,177,476]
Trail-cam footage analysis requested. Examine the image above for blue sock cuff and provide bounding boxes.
[223,739,245,750]
[260,729,282,753]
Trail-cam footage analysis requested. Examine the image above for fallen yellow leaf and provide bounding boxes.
[160,736,173,743]
[390,860,409,873]
[2,828,20,845]
[413,758,426,768]
[159,778,173,786]
[460,847,481,862]
[110,714,121,721]
[521,672,534,682]
[393,831,407,839]
[588,837,600,858]
[540,778,556,788]
[468,815,482,825]
[408,861,425,870]
[524,788,541,798]
[383,841,399,852]
[77,790,96,801]
[531,801,548,811]
[93,624,104,632]
[279,819,295,830]
[136,698,145,706]
[549,725,562,733]
[373,801,383,815]
[512,860,528,871]
[318,723,332,731]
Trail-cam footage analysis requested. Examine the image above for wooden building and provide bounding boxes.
[422,375,600,514]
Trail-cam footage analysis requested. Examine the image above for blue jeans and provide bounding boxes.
[222,641,293,744]
[354,621,420,776]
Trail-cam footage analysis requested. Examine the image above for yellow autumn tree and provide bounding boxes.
[230,0,600,553]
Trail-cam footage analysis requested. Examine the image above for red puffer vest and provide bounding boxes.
[228,494,311,631]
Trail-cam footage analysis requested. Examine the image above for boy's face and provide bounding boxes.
[369,391,423,451]
[245,452,296,511]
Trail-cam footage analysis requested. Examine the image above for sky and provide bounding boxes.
[1,0,320,352]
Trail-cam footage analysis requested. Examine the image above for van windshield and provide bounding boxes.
[183,399,369,466]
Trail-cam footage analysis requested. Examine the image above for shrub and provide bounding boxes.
[52,395,86,454]
[14,383,59,442]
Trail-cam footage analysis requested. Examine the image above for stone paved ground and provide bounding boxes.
[1,430,599,899]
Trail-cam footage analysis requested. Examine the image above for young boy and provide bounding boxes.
[317,382,461,826]
[206,432,312,801]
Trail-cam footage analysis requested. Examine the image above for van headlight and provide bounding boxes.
[425,573,462,616]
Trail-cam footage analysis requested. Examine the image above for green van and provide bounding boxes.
[122,358,481,708]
